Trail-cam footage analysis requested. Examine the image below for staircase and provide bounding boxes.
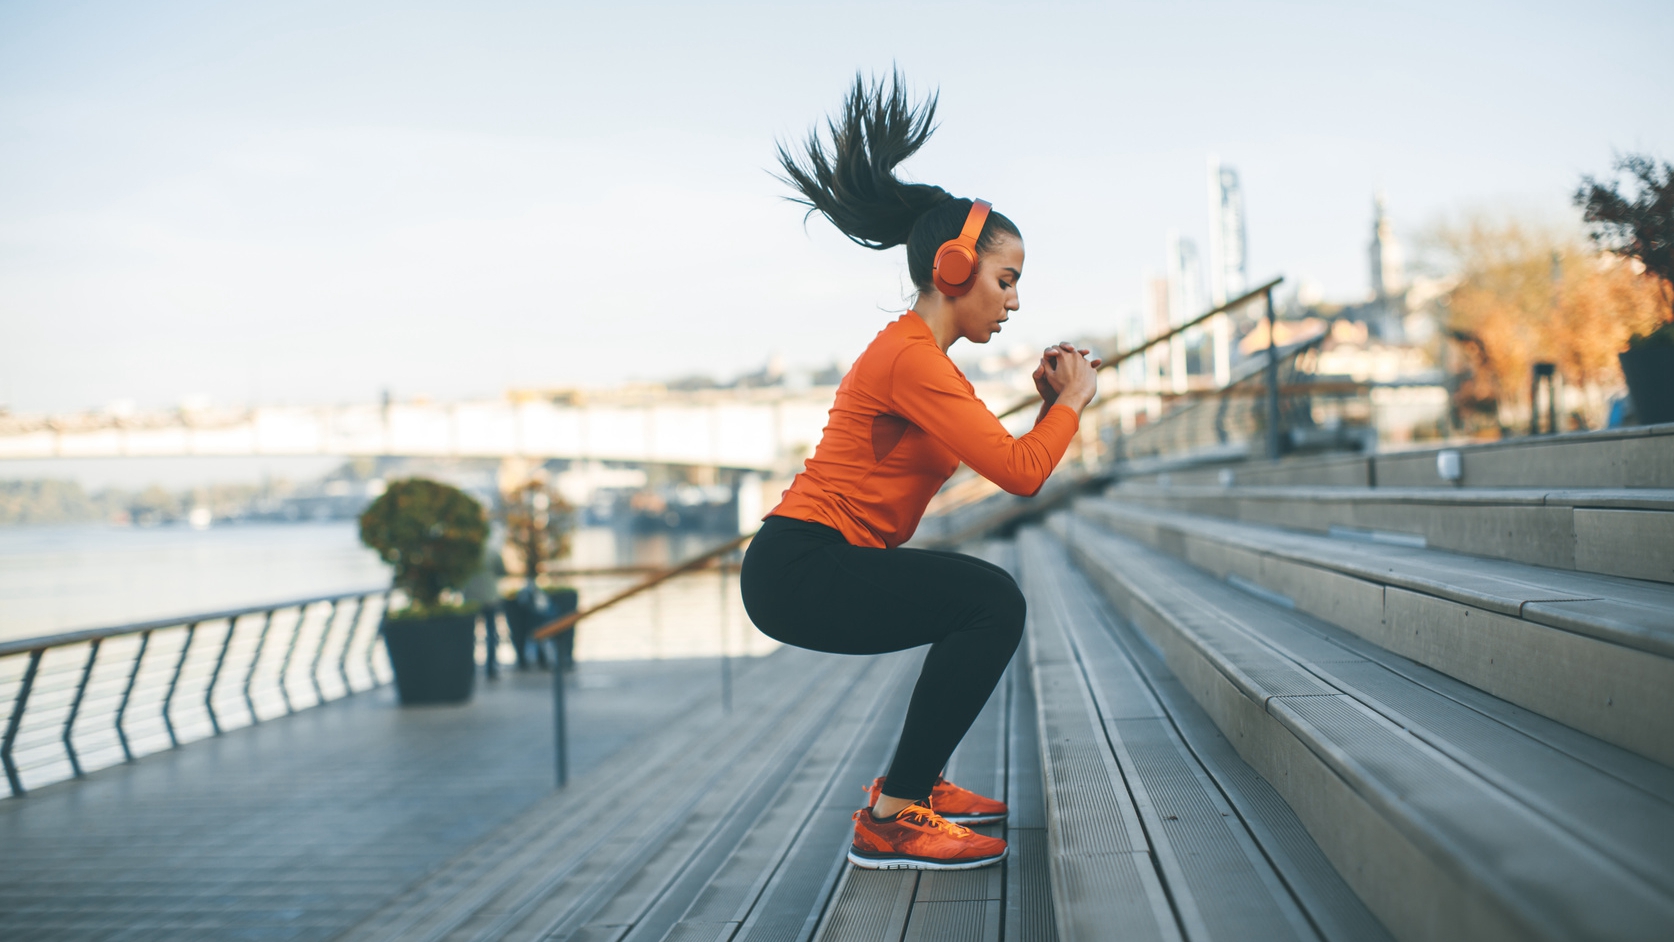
[326,428,1674,941]
[1023,426,1674,941]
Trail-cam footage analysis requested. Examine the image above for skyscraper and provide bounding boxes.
[1206,157,1248,307]
[1206,157,1246,384]
[1166,232,1205,327]
[1166,232,1204,393]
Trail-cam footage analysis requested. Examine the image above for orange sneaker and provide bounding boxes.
[848,803,1008,870]
[868,775,1008,825]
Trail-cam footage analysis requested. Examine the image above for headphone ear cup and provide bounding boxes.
[932,244,978,296]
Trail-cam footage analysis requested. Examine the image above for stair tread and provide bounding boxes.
[1081,498,1674,656]
[1021,530,1388,941]
[1063,519,1674,940]
[1112,482,1674,511]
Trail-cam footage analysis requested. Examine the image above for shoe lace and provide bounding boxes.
[898,804,970,836]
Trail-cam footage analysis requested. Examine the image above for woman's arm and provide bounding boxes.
[891,343,1093,496]
[1032,342,1103,425]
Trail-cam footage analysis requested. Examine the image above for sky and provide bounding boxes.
[3,0,1672,427]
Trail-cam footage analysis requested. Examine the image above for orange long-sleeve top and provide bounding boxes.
[769,312,1080,549]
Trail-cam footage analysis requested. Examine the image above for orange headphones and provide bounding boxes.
[931,199,992,297]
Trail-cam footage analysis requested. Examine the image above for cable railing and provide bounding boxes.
[0,589,394,798]
[1107,333,1341,467]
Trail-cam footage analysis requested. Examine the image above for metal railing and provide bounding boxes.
[1108,333,1340,465]
[1068,275,1384,470]
[531,531,755,787]
[0,589,396,798]
[994,277,1287,421]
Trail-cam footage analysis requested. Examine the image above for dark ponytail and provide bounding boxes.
[776,71,1021,294]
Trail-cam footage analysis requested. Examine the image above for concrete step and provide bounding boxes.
[1016,528,1391,942]
[1118,424,1674,490]
[1052,514,1674,942]
[1105,483,1674,584]
[1074,498,1674,766]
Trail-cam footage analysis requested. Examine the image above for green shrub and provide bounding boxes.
[359,478,489,616]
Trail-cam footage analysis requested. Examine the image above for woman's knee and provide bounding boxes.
[971,572,1026,646]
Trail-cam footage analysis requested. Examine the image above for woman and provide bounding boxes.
[740,74,1100,872]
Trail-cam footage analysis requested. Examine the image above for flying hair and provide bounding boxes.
[776,70,1020,294]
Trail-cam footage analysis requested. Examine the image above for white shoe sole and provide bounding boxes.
[847,846,1007,871]
[941,812,1006,825]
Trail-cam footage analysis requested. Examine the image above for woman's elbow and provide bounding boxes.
[996,472,1048,497]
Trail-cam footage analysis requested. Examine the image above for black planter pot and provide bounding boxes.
[1620,345,1674,425]
[382,611,477,704]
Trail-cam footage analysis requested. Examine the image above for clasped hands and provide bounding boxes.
[1032,341,1101,413]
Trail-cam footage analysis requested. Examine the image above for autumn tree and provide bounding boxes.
[1430,214,1666,432]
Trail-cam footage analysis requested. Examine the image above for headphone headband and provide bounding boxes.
[958,200,992,243]
[931,199,993,297]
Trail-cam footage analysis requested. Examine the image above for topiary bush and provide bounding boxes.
[359,478,489,618]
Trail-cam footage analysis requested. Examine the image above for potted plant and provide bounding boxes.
[359,478,490,704]
[1577,154,1674,424]
[499,476,579,670]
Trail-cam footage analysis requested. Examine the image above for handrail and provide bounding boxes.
[531,531,756,642]
[996,276,1285,419]
[0,588,387,659]
[1,587,397,797]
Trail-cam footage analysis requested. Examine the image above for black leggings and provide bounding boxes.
[740,515,1024,801]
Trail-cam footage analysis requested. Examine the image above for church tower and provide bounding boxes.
[1368,192,1407,340]
[1369,191,1404,300]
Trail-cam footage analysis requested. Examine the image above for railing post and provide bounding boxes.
[244,609,276,724]
[366,592,390,685]
[1265,287,1282,461]
[278,603,307,714]
[115,631,151,763]
[718,555,732,714]
[338,596,367,693]
[3,649,44,797]
[63,639,102,777]
[113,629,151,762]
[553,639,568,788]
[309,600,339,705]
[161,622,198,749]
[205,616,239,736]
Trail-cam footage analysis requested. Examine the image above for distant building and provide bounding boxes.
[1367,192,1408,341]
[1166,232,1205,327]
[1206,157,1248,307]
[1166,232,1205,392]
[1369,191,1405,300]
[1206,158,1247,385]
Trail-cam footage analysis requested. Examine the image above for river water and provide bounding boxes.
[0,522,773,660]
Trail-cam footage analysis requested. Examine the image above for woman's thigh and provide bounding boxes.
[746,539,1023,657]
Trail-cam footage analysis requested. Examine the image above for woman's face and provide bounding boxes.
[948,235,1024,345]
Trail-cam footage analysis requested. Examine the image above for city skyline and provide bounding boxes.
[3,0,1671,421]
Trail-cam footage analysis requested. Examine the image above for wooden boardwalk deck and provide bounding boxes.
[0,641,1055,942]
[0,659,731,941]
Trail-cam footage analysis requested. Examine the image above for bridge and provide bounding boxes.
[0,387,857,474]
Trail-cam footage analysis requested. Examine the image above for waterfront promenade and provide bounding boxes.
[0,660,731,940]
[3,425,1673,942]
